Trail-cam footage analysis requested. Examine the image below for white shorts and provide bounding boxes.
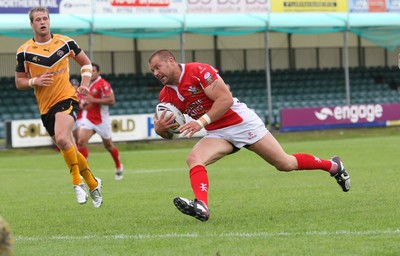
[73,118,83,132]
[204,99,269,148]
[79,117,113,140]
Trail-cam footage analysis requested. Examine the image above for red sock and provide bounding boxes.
[293,153,335,173]
[78,146,89,159]
[110,147,122,169]
[189,165,209,205]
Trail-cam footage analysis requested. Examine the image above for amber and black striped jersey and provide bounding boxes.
[16,34,80,115]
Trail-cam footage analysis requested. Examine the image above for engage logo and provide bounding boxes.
[314,104,383,123]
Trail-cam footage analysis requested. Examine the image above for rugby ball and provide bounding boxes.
[156,102,186,134]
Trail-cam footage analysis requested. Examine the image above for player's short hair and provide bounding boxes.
[92,63,100,72]
[0,216,14,256]
[29,7,50,22]
[149,49,176,63]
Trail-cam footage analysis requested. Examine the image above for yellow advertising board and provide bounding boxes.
[271,0,348,12]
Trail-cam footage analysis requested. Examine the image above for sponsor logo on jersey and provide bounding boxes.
[204,72,214,85]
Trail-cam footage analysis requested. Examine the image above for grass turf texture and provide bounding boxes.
[1,127,400,255]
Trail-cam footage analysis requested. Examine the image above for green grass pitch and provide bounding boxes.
[1,127,400,255]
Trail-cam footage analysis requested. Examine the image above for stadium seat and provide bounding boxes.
[0,67,399,138]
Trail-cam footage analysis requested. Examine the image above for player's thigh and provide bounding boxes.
[78,128,95,144]
[95,122,112,140]
[187,138,233,167]
[54,112,74,137]
[247,133,297,170]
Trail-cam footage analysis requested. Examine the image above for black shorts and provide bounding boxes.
[41,98,79,137]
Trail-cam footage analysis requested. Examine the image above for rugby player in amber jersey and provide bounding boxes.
[15,7,102,208]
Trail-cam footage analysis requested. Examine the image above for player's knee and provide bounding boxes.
[55,136,69,149]
[186,153,201,167]
[274,161,294,172]
[77,138,86,148]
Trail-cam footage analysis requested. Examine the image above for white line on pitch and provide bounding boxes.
[15,229,400,241]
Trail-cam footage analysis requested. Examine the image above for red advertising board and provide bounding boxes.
[111,0,170,7]
[368,0,386,11]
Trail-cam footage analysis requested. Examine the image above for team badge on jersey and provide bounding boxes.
[204,72,214,85]
[188,85,201,96]
[57,50,65,57]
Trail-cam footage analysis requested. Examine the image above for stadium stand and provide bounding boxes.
[1,66,399,138]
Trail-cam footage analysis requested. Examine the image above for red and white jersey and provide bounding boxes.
[159,62,243,131]
[85,76,113,125]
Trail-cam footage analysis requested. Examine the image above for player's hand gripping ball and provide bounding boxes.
[156,102,186,134]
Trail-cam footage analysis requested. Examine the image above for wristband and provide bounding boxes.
[196,119,204,128]
[80,64,92,78]
[28,78,36,88]
[196,114,211,128]
[81,64,92,71]
[201,114,211,124]
[81,72,92,78]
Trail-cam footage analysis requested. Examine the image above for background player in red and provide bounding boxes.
[150,49,351,222]
[77,63,124,180]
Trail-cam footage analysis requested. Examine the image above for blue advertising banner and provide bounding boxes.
[387,0,400,11]
[349,0,369,12]
[0,0,62,14]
